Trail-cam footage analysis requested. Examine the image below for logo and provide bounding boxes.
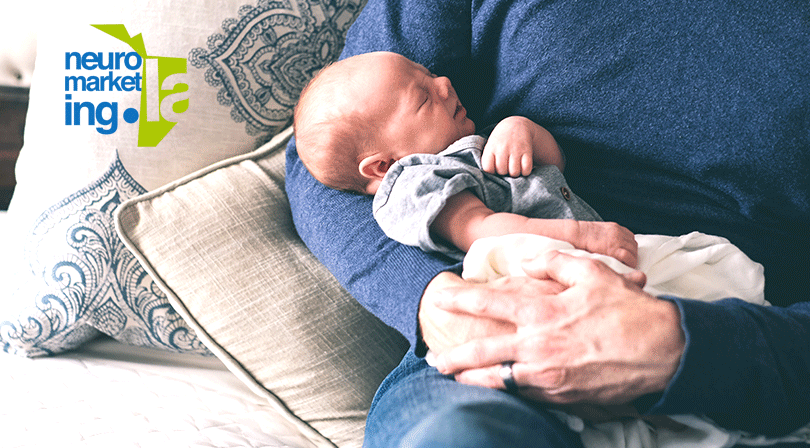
[63,24,190,147]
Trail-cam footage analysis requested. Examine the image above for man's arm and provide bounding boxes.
[286,142,454,347]
[644,297,810,436]
[288,0,810,437]
[285,0,473,347]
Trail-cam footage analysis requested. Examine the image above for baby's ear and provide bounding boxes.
[359,154,395,180]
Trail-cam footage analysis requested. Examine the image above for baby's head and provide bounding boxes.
[294,51,475,194]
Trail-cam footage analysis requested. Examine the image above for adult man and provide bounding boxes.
[286,1,810,446]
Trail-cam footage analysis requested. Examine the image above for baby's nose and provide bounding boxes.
[435,76,452,100]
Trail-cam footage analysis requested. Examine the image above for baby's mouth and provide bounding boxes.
[454,102,464,119]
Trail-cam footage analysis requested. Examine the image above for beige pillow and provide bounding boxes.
[116,129,408,448]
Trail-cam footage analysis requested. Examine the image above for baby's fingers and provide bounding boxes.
[521,153,532,176]
[495,152,512,176]
[504,151,533,177]
[612,246,639,269]
[481,150,497,174]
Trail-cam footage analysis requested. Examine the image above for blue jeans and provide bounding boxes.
[364,351,810,448]
[363,349,585,448]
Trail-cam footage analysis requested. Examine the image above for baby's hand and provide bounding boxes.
[481,116,537,177]
[482,116,563,177]
[571,221,639,268]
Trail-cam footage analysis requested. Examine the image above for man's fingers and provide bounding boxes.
[432,283,523,323]
[452,364,511,390]
[433,333,519,374]
[451,363,570,400]
[622,270,647,288]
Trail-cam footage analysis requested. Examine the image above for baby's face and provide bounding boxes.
[352,53,476,159]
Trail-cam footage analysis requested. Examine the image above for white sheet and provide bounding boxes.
[0,336,316,448]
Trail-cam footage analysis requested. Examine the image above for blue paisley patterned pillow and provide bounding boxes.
[1,155,210,356]
[1,0,365,357]
[190,0,364,136]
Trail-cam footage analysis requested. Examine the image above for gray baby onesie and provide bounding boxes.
[373,135,602,260]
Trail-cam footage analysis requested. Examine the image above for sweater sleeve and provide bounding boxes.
[285,140,458,348]
[284,0,470,347]
[640,298,810,436]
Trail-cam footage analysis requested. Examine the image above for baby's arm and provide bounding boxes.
[432,190,639,267]
[481,116,565,177]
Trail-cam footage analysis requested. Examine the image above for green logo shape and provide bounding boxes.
[92,24,189,147]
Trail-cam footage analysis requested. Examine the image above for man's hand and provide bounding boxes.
[429,251,685,405]
[419,271,564,354]
[482,116,564,177]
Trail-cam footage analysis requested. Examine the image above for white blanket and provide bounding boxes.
[463,232,765,304]
[462,232,810,448]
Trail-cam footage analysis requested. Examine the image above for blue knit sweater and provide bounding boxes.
[286,0,810,436]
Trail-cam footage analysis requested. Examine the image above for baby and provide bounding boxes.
[294,51,638,267]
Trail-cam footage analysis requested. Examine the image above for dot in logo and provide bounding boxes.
[123,108,139,124]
